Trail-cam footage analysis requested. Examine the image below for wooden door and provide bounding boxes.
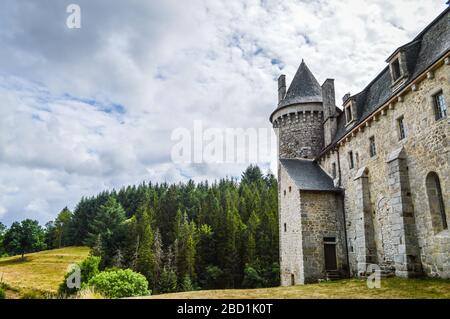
[324,244,337,271]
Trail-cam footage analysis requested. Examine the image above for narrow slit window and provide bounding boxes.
[397,116,406,140]
[332,162,337,179]
[369,136,377,157]
[348,151,354,169]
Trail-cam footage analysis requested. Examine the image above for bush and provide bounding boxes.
[79,256,101,283]
[202,265,223,289]
[0,287,5,299]
[59,256,101,295]
[242,265,265,288]
[88,269,150,298]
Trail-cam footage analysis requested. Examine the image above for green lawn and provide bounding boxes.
[0,246,90,297]
[146,277,450,299]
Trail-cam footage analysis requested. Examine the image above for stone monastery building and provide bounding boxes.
[270,8,449,285]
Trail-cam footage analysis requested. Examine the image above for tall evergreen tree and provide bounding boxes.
[85,197,126,247]
[134,197,155,284]
[53,207,73,248]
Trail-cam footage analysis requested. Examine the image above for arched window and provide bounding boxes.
[426,172,448,233]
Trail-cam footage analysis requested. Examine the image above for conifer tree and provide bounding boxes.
[134,197,155,283]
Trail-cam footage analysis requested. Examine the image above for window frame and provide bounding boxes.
[369,136,377,158]
[397,115,406,140]
[391,58,401,82]
[345,104,353,124]
[332,162,337,179]
[348,151,354,169]
[433,91,447,121]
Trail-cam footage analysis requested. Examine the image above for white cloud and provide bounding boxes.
[0,0,446,225]
[0,206,6,218]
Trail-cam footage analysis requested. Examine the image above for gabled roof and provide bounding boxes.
[278,60,323,108]
[280,159,340,192]
[325,7,450,150]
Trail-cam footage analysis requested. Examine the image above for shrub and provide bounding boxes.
[58,256,101,295]
[79,256,101,283]
[242,265,265,288]
[88,269,150,298]
[0,287,5,299]
[202,265,223,289]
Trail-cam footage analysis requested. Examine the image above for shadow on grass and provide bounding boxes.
[0,256,31,267]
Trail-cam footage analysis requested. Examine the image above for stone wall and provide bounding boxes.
[299,191,348,283]
[278,164,304,285]
[318,61,450,278]
[273,104,324,159]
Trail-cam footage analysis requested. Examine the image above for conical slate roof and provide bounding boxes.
[279,60,323,108]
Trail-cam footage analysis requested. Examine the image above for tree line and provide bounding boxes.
[0,165,279,293]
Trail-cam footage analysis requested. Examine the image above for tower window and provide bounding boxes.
[284,223,287,232]
[332,162,337,179]
[426,172,447,233]
[397,116,406,140]
[369,136,377,157]
[348,151,354,169]
[289,186,292,193]
[433,91,447,120]
[391,58,401,82]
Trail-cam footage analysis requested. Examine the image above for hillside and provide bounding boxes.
[145,278,450,299]
[0,247,90,297]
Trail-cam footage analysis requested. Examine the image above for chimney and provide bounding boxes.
[343,93,351,104]
[322,79,336,119]
[322,79,338,147]
[278,75,286,103]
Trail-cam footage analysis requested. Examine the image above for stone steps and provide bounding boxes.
[325,271,342,281]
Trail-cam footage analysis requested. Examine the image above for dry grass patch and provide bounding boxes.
[0,246,90,296]
[146,278,450,299]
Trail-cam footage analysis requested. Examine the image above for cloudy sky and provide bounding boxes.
[0,0,446,225]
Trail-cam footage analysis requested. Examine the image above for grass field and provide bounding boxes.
[0,246,90,298]
[1,247,449,299]
[145,277,450,299]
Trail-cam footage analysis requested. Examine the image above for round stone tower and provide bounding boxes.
[270,60,324,159]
